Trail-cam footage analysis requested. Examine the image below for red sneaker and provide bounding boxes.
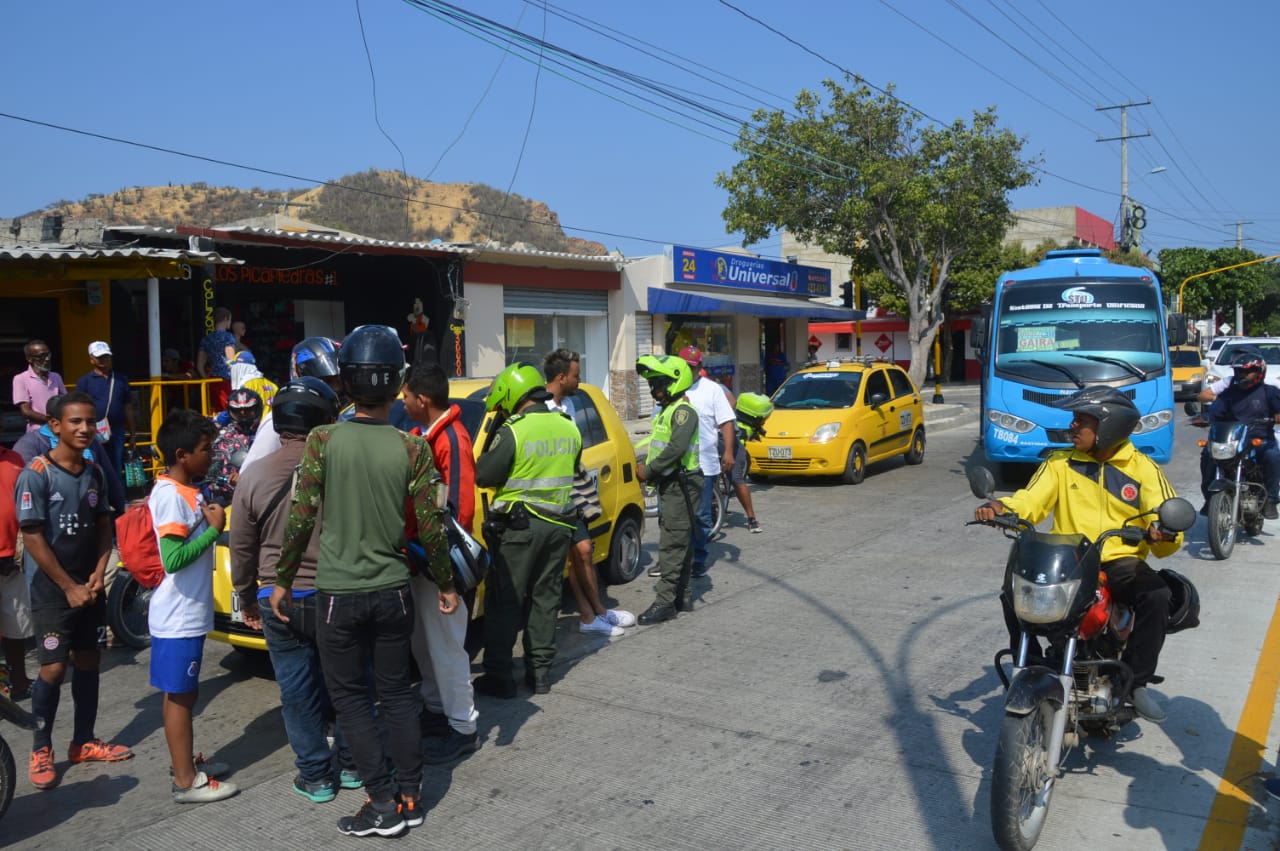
[67,739,134,764]
[29,746,57,789]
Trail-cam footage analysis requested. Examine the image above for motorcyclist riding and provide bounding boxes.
[974,386,1183,722]
[1197,349,1280,519]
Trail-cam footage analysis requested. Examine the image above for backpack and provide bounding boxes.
[115,501,165,589]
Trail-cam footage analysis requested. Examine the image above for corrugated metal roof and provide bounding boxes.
[0,244,242,264]
[109,225,626,267]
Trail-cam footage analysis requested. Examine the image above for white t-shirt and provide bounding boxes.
[683,377,736,476]
[238,413,281,475]
[147,476,215,639]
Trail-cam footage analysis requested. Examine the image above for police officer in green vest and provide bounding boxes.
[636,354,702,625]
[473,362,582,698]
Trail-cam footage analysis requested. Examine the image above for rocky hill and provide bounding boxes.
[27,168,607,255]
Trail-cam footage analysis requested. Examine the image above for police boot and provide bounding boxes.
[674,594,694,613]
[637,602,677,625]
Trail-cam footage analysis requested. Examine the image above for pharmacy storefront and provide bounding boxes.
[614,245,859,417]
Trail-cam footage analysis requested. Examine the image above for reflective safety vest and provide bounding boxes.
[492,411,581,525]
[647,397,699,473]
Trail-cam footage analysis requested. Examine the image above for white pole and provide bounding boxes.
[147,276,161,377]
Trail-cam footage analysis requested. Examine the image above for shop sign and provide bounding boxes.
[671,245,830,298]
[875,334,892,352]
[215,264,338,287]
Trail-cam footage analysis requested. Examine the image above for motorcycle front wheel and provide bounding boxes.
[1207,490,1237,560]
[991,703,1056,851]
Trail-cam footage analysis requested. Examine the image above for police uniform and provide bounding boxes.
[475,407,582,690]
[641,396,702,608]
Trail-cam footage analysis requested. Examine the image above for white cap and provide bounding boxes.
[88,341,113,358]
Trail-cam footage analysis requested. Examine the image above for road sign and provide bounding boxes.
[875,334,892,352]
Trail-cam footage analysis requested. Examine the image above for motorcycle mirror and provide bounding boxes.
[1157,497,1197,533]
[1183,401,1201,416]
[967,466,996,500]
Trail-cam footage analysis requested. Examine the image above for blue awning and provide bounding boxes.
[647,287,863,321]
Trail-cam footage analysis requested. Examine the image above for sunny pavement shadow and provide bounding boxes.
[3,773,141,845]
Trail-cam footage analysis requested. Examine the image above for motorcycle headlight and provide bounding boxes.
[1132,409,1173,434]
[810,422,842,444]
[987,409,1036,434]
[1210,441,1238,460]
[1011,575,1080,624]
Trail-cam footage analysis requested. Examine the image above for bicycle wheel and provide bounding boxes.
[710,474,729,536]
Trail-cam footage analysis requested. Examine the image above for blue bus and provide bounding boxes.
[973,249,1185,468]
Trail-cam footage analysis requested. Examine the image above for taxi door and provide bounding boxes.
[859,369,895,462]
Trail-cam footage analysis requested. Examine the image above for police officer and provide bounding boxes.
[473,363,582,698]
[635,354,702,625]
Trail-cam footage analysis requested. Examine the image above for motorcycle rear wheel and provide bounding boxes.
[107,573,152,650]
[991,704,1056,851]
[1207,491,1237,560]
[0,733,13,821]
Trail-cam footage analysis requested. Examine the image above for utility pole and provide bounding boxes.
[1097,99,1152,253]
[1233,220,1253,335]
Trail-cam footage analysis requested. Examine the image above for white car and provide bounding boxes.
[1205,337,1280,383]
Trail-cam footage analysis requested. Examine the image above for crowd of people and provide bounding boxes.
[0,315,778,838]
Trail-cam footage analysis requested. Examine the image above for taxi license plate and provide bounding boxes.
[230,591,243,624]
[768,446,792,460]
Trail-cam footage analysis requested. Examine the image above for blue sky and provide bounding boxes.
[2,0,1277,261]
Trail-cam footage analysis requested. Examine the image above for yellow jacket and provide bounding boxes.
[999,441,1182,562]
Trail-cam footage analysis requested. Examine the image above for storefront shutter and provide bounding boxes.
[635,312,654,417]
[504,288,607,314]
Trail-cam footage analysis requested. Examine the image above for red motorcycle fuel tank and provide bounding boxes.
[1077,573,1111,639]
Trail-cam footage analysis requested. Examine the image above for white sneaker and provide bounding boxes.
[605,609,637,628]
[172,771,239,803]
[579,615,624,637]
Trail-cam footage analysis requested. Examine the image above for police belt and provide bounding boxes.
[483,502,531,538]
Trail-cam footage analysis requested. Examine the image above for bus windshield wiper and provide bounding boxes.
[1064,353,1146,380]
[1026,359,1086,388]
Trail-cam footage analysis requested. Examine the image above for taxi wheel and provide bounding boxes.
[842,443,867,485]
[905,429,925,465]
[603,513,644,585]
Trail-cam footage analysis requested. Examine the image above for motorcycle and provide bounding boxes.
[0,690,38,820]
[1186,402,1274,559]
[967,467,1198,851]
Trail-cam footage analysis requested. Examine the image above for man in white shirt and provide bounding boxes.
[677,347,735,577]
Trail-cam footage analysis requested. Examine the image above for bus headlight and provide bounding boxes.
[1132,409,1173,434]
[987,409,1035,433]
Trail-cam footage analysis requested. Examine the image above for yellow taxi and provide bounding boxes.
[745,358,925,484]
[1168,345,1206,401]
[211,380,645,650]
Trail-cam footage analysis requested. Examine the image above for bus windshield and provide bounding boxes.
[994,280,1165,383]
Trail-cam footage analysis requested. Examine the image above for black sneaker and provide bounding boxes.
[1265,500,1278,520]
[423,728,479,765]
[473,674,517,699]
[397,794,425,827]
[419,707,450,737]
[337,797,405,837]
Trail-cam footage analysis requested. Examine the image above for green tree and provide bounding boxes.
[717,78,1037,386]
[1157,246,1276,318]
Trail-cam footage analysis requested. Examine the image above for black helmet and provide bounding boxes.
[1053,386,1140,453]
[290,336,340,380]
[273,377,340,436]
[1231,348,1266,390]
[338,325,406,405]
[1160,568,1200,634]
[226,388,264,430]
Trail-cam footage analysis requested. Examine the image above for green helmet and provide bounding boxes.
[735,392,774,439]
[636,354,694,397]
[485,362,545,414]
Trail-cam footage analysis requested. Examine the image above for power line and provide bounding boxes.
[355,0,412,235]
[487,0,547,241]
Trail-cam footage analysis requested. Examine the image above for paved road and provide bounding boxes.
[7,405,1280,850]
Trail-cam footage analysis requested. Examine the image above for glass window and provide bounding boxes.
[570,391,608,449]
[771,372,861,410]
[665,317,733,379]
[887,368,915,399]
[864,370,890,403]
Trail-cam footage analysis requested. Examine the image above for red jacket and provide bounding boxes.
[415,404,476,529]
[0,447,23,558]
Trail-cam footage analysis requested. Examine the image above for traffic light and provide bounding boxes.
[840,280,854,309]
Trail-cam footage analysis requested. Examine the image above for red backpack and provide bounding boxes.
[115,501,165,589]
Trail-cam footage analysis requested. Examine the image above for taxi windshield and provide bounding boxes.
[772,372,861,409]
